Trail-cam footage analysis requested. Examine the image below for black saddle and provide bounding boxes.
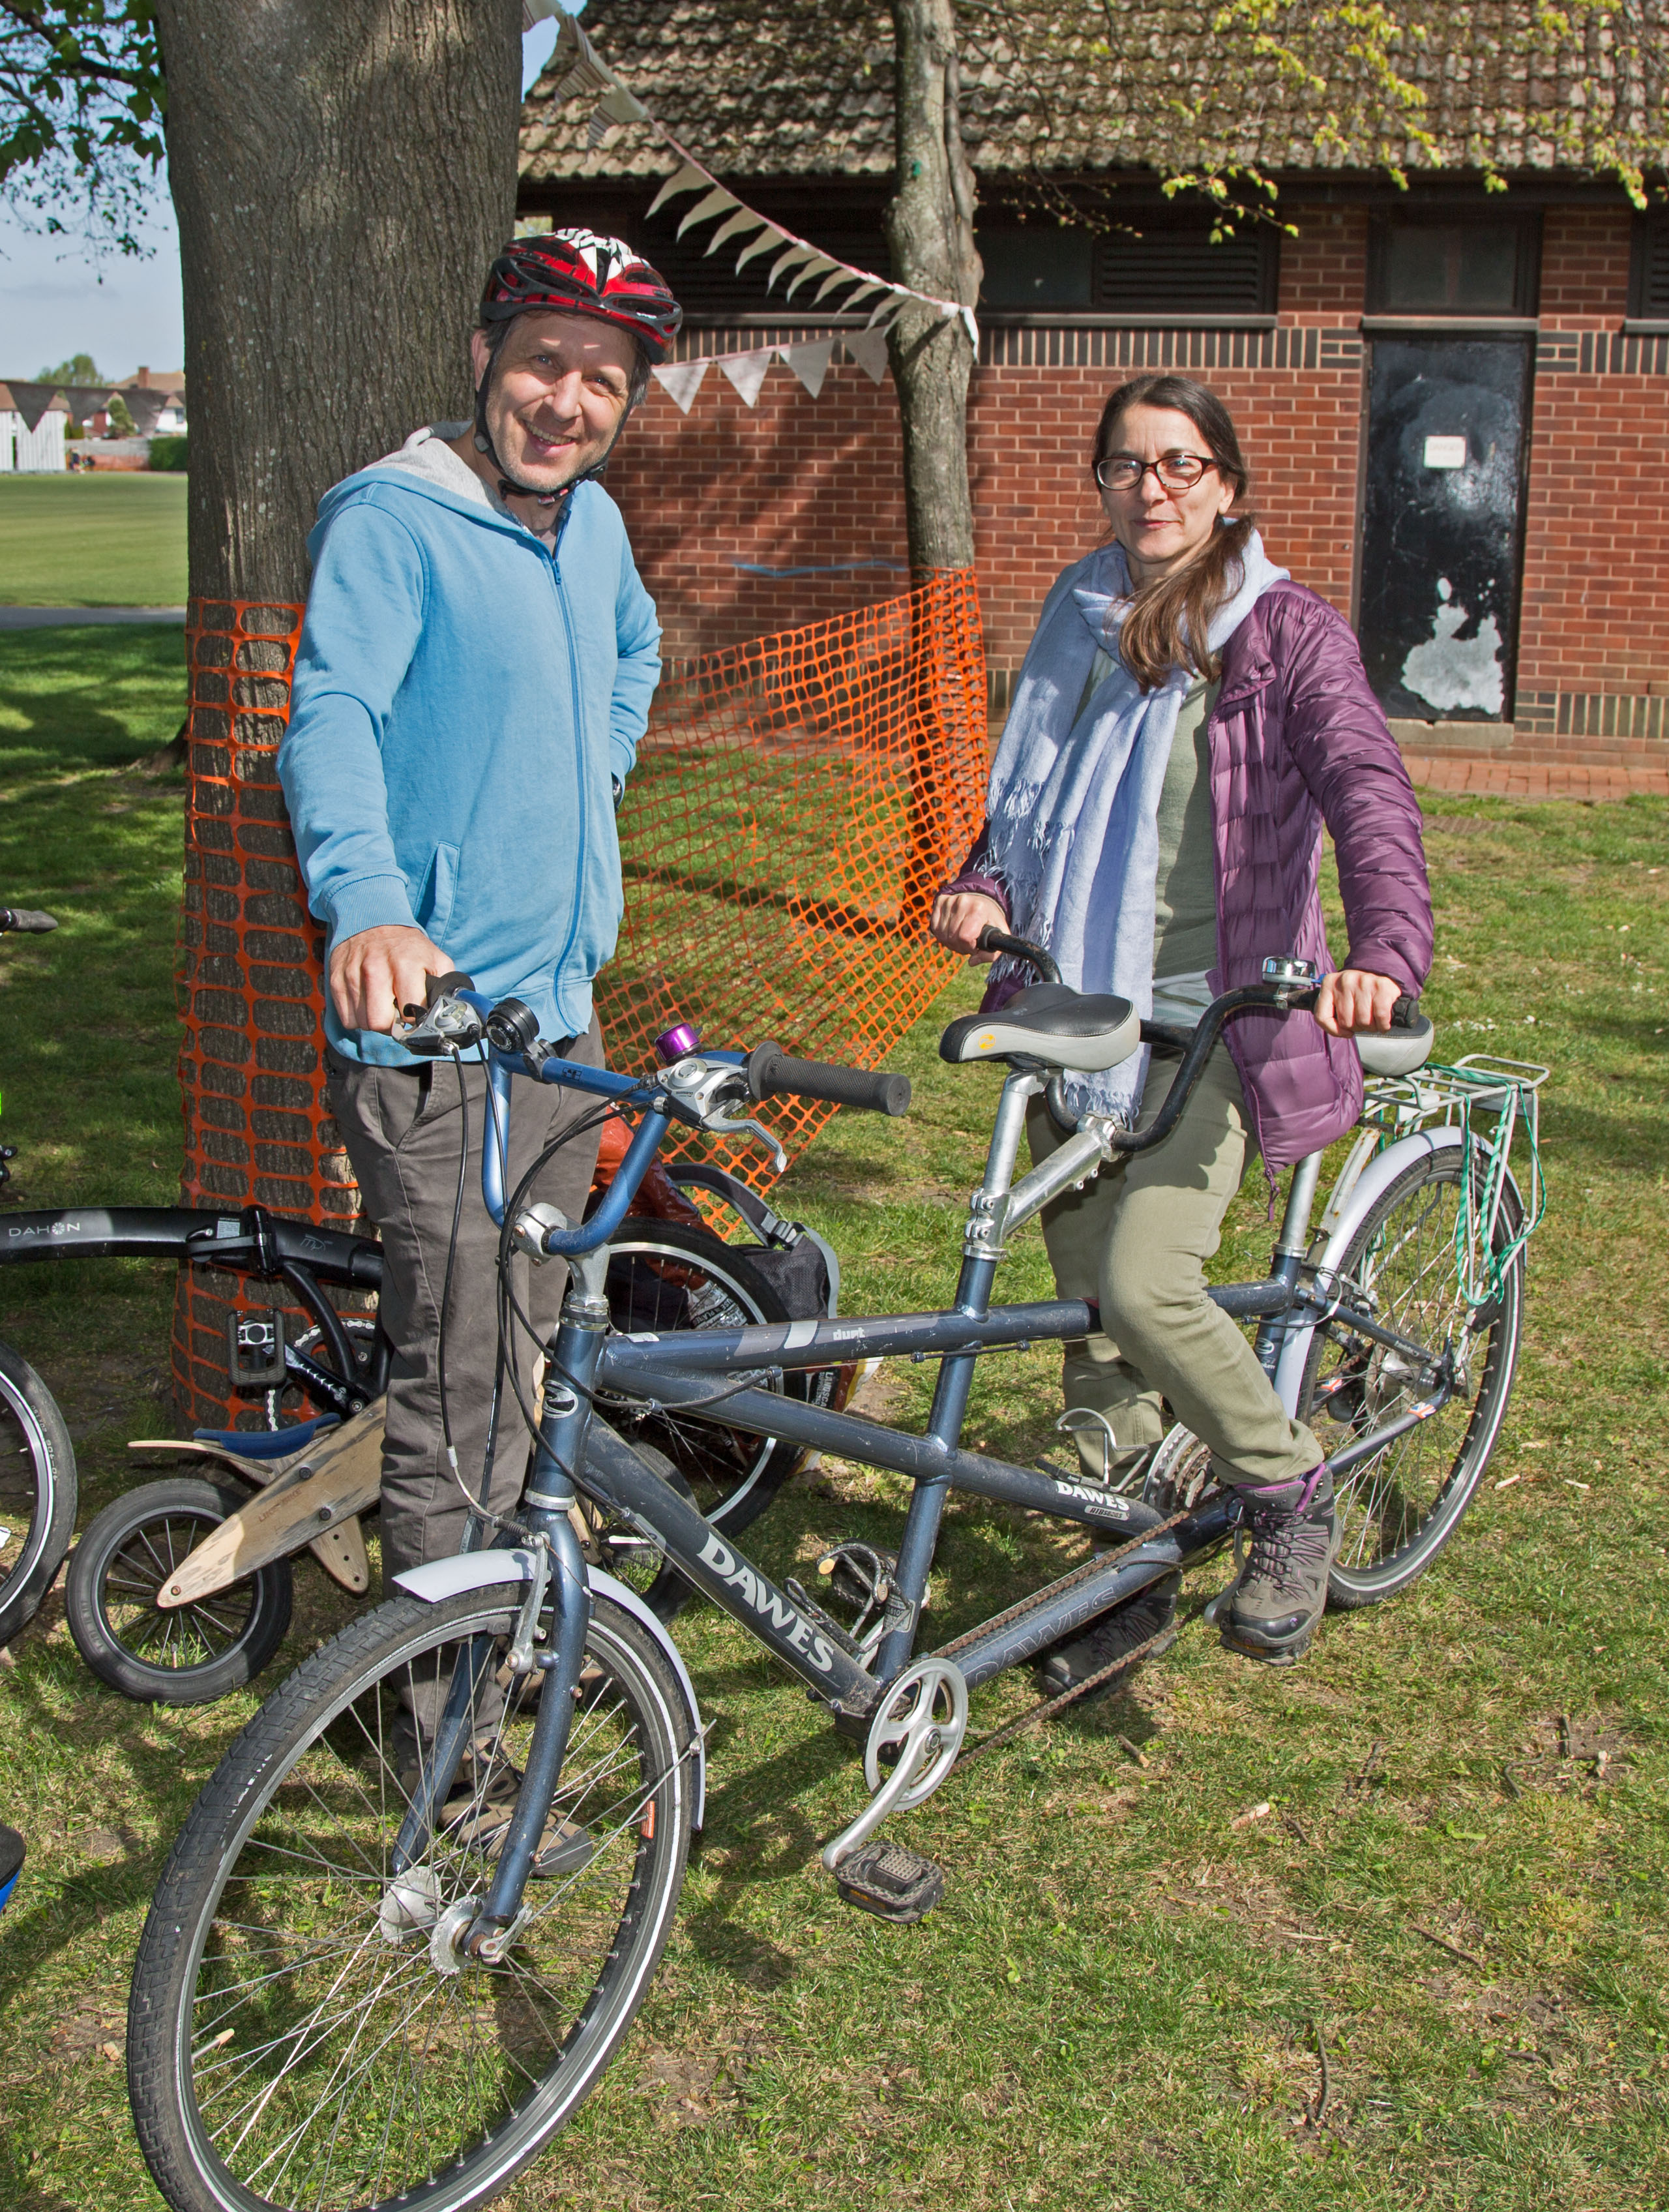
[939,983,1142,1073]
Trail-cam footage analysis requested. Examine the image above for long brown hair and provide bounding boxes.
[1092,374,1255,691]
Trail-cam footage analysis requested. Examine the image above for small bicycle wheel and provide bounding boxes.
[1299,1150,1524,1607]
[65,1478,293,1704]
[604,1222,825,1538]
[130,1581,695,2212]
[0,1337,78,1649]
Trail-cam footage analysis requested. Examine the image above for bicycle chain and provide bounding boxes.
[932,1501,1199,1661]
[953,1621,1180,1769]
[927,1501,1204,1770]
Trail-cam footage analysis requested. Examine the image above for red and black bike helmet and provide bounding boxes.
[480,228,682,363]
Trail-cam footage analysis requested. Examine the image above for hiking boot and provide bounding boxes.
[1219,1467,1337,1664]
[404,1752,595,1879]
[1036,1574,1179,1696]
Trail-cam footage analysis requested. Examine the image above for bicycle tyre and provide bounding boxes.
[130,1581,694,2212]
[65,1478,293,1704]
[0,1337,78,1649]
[604,1221,824,1541]
[1298,1150,1524,1607]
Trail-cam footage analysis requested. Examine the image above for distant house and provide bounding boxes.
[521,0,1669,767]
[0,387,68,472]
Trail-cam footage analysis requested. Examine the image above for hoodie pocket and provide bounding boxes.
[413,841,460,946]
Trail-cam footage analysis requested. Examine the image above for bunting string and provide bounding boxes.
[529,10,978,362]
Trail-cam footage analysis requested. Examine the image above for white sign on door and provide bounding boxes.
[1423,435,1468,470]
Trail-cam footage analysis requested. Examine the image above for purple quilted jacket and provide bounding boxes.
[944,580,1432,1173]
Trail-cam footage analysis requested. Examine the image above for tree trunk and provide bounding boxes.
[884,0,982,574]
[155,0,522,606]
[153,1,519,1427]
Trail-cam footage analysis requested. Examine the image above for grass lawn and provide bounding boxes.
[0,474,188,606]
[0,625,1664,2209]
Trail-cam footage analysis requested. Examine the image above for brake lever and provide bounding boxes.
[702,1103,788,1176]
[659,1055,789,1174]
[392,991,486,1055]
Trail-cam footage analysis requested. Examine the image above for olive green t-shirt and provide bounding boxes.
[1074,653,1220,981]
[1153,676,1220,979]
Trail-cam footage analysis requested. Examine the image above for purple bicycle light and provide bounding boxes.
[654,1020,700,1065]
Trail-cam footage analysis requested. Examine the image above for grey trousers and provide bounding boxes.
[1027,1048,1322,1491]
[327,1021,605,1585]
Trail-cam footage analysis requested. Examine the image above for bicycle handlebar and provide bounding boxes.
[975,924,1061,983]
[1101,979,1420,1158]
[745,1041,911,1117]
[0,908,57,934]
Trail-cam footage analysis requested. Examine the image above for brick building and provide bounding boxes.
[520,0,1669,770]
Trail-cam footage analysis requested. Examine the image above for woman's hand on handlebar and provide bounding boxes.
[1314,968,1404,1036]
[329,924,453,1034]
[930,890,1009,963]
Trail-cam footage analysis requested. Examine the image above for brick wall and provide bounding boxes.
[1516,209,1669,749]
[606,200,1668,760]
[610,211,1368,676]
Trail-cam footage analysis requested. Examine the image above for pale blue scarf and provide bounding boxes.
[986,530,1288,1123]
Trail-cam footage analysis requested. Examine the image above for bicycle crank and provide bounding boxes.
[821,1656,967,1921]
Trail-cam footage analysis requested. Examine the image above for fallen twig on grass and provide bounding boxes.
[1411,1922,1483,1969]
[1307,2019,1331,2127]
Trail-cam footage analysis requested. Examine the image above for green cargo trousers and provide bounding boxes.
[1027,1047,1322,1490]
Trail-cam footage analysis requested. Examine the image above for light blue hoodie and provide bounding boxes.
[278,424,660,1066]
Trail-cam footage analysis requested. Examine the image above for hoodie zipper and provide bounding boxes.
[546,498,588,1013]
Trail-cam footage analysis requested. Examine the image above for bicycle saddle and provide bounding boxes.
[939,983,1141,1072]
[1355,1013,1435,1079]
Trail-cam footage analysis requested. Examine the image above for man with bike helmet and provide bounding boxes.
[280,232,680,1836]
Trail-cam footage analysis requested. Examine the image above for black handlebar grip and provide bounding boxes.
[974,925,1063,985]
[1389,993,1420,1030]
[423,969,475,1006]
[0,909,57,934]
[745,1041,911,1117]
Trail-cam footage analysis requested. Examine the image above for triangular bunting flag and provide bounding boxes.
[778,340,834,400]
[3,381,66,434]
[678,187,740,239]
[707,207,768,256]
[842,330,892,384]
[718,349,775,407]
[784,256,841,301]
[735,224,791,271]
[651,359,711,414]
[647,164,708,221]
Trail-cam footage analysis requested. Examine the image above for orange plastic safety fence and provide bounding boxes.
[170,573,988,1426]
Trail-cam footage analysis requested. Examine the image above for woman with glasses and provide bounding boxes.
[931,372,1431,1677]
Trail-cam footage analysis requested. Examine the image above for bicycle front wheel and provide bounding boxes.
[0,1338,77,1649]
[129,1581,695,2212]
[1298,1150,1524,1607]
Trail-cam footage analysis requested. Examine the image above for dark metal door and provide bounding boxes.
[1357,338,1531,722]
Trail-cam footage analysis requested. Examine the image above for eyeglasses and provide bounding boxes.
[1095,452,1218,492]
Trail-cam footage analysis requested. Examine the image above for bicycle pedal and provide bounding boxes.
[834,1840,944,1924]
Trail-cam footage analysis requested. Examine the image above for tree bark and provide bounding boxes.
[155,0,522,607]
[884,0,982,575]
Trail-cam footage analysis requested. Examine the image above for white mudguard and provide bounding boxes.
[1272,1124,1464,1416]
[393,1550,706,1827]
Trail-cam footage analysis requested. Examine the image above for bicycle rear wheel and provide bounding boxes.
[130,1581,695,2212]
[604,1222,827,1538]
[1298,1150,1524,1607]
[0,1338,77,1648]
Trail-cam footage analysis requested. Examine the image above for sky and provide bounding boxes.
[0,14,570,385]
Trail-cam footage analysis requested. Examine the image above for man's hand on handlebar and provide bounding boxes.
[1314,968,1403,1037]
[930,891,1009,963]
[329,925,454,1034]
